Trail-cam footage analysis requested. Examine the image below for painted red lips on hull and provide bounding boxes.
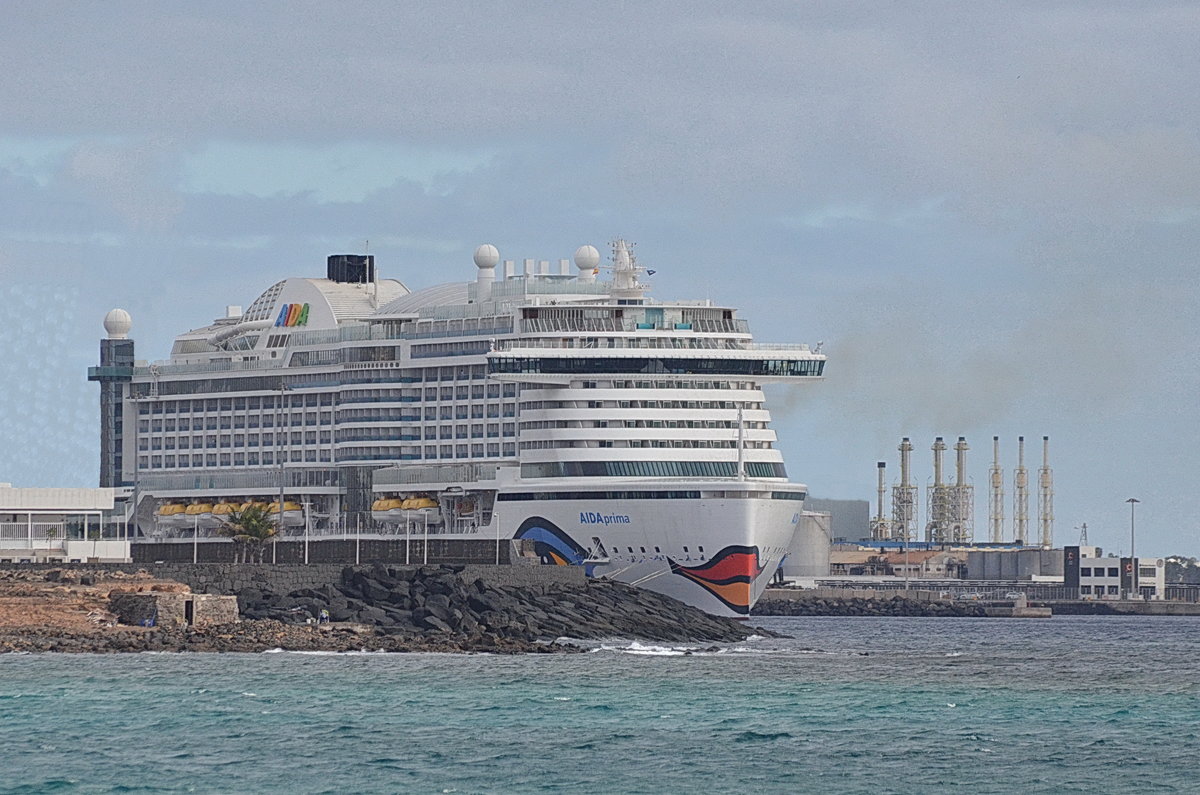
[668,545,765,615]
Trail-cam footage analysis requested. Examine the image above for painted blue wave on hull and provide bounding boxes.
[514,517,597,575]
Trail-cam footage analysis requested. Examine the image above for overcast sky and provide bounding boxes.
[1,2,1196,557]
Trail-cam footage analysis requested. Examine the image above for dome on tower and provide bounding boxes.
[574,245,600,271]
[473,244,500,269]
[103,309,132,339]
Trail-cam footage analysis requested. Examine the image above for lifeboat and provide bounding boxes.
[264,501,305,527]
[405,496,442,526]
[371,497,406,525]
[210,502,239,527]
[184,502,222,530]
[156,502,188,530]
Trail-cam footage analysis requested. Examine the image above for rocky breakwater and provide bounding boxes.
[0,565,758,654]
[0,621,558,654]
[238,563,756,645]
[753,593,987,618]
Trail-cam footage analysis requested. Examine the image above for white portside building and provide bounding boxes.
[1066,545,1166,600]
[0,484,129,562]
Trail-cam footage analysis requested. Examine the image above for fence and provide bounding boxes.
[0,522,67,550]
[817,579,1200,603]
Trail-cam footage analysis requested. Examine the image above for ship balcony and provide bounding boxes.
[87,365,134,382]
[487,350,825,384]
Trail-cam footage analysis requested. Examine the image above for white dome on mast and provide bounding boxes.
[103,309,132,339]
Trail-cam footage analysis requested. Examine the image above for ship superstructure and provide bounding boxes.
[90,242,825,616]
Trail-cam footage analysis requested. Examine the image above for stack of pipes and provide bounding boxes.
[891,438,917,542]
[1013,436,1029,544]
[989,436,1005,543]
[1038,436,1054,548]
[951,436,974,544]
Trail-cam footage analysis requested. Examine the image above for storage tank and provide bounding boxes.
[780,510,832,577]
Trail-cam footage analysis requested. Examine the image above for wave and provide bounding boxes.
[593,640,782,657]
[733,730,793,743]
[260,648,387,656]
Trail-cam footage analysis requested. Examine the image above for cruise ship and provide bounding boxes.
[89,242,825,616]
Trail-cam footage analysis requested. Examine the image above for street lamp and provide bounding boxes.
[275,382,289,565]
[1126,498,1140,599]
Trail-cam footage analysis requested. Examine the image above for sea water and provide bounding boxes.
[1,615,1198,794]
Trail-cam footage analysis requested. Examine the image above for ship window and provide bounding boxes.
[627,547,633,553]
[654,547,661,553]
[640,547,646,553]
[698,546,704,552]
[683,546,689,552]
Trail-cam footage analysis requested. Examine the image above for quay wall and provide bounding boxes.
[0,561,584,596]
[130,537,515,566]
[763,586,946,603]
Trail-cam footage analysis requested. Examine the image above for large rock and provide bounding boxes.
[240,564,756,643]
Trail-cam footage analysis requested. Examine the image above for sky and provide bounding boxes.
[1,2,1197,557]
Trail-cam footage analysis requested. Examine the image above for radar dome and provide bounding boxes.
[574,245,601,271]
[103,309,132,339]
[473,244,500,269]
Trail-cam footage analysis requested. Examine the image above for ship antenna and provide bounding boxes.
[367,239,378,309]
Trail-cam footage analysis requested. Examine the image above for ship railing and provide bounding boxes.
[744,342,816,352]
[494,337,750,352]
[137,468,342,491]
[133,358,286,377]
[516,318,749,335]
[373,463,499,487]
[488,279,613,300]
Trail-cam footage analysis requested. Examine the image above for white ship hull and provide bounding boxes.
[491,485,802,618]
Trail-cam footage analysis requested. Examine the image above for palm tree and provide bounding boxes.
[217,505,280,564]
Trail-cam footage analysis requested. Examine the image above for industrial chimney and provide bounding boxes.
[871,462,891,540]
[989,436,1005,543]
[1039,436,1054,549]
[891,438,917,542]
[950,436,974,544]
[1014,436,1029,545]
[927,437,949,543]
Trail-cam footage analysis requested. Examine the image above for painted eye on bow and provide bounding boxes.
[668,546,764,615]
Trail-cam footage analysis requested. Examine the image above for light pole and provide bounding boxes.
[1126,498,1140,599]
[303,501,311,565]
[276,382,288,565]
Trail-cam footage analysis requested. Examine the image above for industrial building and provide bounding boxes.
[966,548,1064,581]
[1063,545,1166,600]
[806,498,870,541]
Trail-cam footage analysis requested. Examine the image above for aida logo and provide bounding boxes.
[579,511,630,526]
[274,303,310,327]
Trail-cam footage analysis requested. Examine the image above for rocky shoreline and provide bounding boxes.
[752,594,987,618]
[0,565,760,654]
[237,563,756,645]
[0,620,566,654]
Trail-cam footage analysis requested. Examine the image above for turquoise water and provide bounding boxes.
[2,616,1198,793]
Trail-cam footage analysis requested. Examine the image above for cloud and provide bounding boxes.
[60,139,185,231]
[0,2,1198,554]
